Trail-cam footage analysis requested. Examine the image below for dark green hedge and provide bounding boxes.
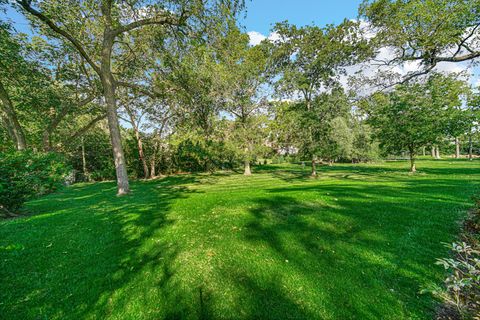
[0,151,70,214]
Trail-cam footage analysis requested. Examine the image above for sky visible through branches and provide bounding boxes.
[2,0,478,88]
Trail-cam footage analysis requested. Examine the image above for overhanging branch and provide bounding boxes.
[111,9,188,37]
[16,0,101,75]
[65,113,107,144]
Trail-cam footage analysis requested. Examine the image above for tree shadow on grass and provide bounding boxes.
[1,163,479,319]
[235,175,480,319]
[265,161,480,187]
[235,196,400,318]
[253,162,408,184]
[0,175,201,319]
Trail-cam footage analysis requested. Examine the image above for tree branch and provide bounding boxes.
[111,9,188,37]
[399,63,437,85]
[434,52,480,62]
[45,94,97,138]
[16,0,101,75]
[65,114,107,144]
[453,24,480,58]
[115,80,172,99]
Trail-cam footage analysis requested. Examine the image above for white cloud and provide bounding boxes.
[267,32,281,43]
[434,61,471,75]
[247,31,282,46]
[356,19,376,40]
[252,21,478,98]
[247,31,266,46]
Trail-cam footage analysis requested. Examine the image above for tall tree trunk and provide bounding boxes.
[150,151,157,178]
[435,146,441,159]
[135,127,149,179]
[311,156,317,176]
[431,146,435,158]
[42,130,53,151]
[455,137,460,159]
[0,114,17,148]
[422,146,426,156]
[0,80,26,150]
[244,158,251,176]
[409,148,416,173]
[243,145,251,176]
[81,136,90,182]
[125,107,149,179]
[243,135,252,175]
[150,160,156,178]
[101,36,129,195]
[469,132,473,161]
[150,135,159,178]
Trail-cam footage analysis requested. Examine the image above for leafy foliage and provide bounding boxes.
[433,242,480,318]
[0,151,70,214]
[424,199,480,319]
[364,74,468,171]
[360,0,480,80]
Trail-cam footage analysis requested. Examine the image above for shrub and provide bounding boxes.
[0,151,70,215]
[423,201,480,319]
[432,242,480,318]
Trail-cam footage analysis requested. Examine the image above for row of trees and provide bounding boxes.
[365,74,479,172]
[1,0,480,197]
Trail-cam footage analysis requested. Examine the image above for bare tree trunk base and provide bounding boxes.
[409,150,416,173]
[244,160,252,176]
[311,158,318,177]
[116,189,130,196]
[469,134,473,161]
[455,137,460,159]
[435,147,441,159]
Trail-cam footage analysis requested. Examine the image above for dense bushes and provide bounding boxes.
[168,129,240,173]
[0,151,70,215]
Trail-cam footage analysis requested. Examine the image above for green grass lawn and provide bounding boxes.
[1,159,479,319]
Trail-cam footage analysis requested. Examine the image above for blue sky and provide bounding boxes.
[242,0,363,35]
[241,0,479,87]
[3,1,363,36]
[1,5,29,32]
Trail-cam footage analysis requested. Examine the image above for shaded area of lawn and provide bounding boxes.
[1,175,200,319]
[1,159,479,319]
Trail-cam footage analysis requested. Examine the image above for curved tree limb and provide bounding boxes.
[16,0,101,75]
[43,94,98,151]
[64,113,107,144]
[0,79,26,150]
[111,8,189,37]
